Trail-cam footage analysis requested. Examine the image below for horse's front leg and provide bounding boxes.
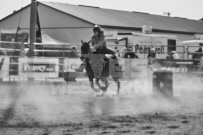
[112,77,120,95]
[101,77,109,92]
[90,79,99,92]
[95,78,103,90]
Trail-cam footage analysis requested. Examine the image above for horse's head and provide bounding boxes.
[81,40,91,56]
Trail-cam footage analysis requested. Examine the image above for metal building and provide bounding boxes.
[0,1,203,44]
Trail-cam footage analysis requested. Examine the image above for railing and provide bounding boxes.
[1,41,203,81]
[1,41,202,59]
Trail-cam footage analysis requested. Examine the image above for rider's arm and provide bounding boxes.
[93,35,105,49]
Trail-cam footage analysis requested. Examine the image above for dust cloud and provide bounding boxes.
[0,72,202,127]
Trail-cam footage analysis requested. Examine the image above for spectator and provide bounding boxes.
[147,48,156,66]
[192,49,202,65]
[166,51,174,59]
[69,46,78,58]
[147,48,156,58]
[172,51,179,59]
[0,45,7,55]
[115,47,120,57]
[197,46,202,57]
[122,46,138,58]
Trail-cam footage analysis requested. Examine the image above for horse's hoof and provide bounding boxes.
[95,88,101,92]
[101,87,107,91]
[94,92,103,97]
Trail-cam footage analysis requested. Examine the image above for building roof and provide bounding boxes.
[1,1,203,34]
[40,1,203,34]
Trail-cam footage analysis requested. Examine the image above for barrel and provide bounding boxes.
[153,71,173,97]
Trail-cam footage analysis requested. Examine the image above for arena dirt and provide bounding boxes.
[0,78,203,135]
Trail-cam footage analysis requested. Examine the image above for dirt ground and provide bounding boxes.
[0,80,203,135]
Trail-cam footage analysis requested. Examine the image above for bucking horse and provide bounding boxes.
[80,40,121,95]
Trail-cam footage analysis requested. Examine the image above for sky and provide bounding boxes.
[0,0,203,20]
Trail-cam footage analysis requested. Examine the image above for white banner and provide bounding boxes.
[0,56,9,77]
[18,58,59,79]
[64,58,84,72]
[63,58,148,79]
[119,58,148,78]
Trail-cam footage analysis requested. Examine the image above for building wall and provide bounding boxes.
[38,3,93,43]
[0,3,94,43]
[0,7,30,29]
[42,28,92,43]
[103,28,195,42]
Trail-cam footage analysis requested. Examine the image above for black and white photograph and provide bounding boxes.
[0,0,203,134]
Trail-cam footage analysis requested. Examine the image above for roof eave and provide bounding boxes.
[100,25,203,35]
[39,2,95,26]
[0,4,30,23]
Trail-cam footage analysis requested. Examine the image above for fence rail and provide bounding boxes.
[1,41,203,80]
[1,41,201,59]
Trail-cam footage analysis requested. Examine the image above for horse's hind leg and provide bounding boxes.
[112,77,120,95]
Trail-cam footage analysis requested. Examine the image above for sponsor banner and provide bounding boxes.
[0,56,9,77]
[23,63,56,72]
[64,58,148,79]
[152,59,203,74]
[64,58,86,78]
[134,45,167,59]
[119,58,148,78]
[19,58,59,78]
[131,36,166,46]
[64,58,84,72]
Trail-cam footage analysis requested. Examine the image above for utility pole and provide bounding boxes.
[28,0,36,57]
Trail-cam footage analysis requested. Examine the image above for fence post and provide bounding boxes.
[187,46,189,60]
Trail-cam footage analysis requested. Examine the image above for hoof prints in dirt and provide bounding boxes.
[89,121,119,130]
[141,113,172,122]
[145,131,156,134]
[168,125,180,129]
[141,126,153,130]
[101,131,112,134]
[117,130,131,134]
[42,133,49,135]
[89,121,103,129]
[181,120,189,124]
[108,115,138,123]
[104,125,119,129]
[141,126,155,134]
